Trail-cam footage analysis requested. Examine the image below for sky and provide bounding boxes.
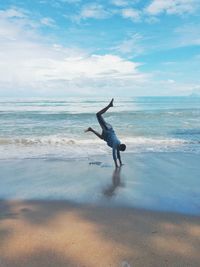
[0,0,200,97]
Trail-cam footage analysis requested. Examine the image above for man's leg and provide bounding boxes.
[96,98,113,130]
[84,99,114,137]
[84,127,103,139]
[96,98,113,116]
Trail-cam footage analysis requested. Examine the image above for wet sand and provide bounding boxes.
[0,152,200,214]
[0,200,200,267]
[0,152,200,266]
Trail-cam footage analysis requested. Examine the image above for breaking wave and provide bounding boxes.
[0,136,199,160]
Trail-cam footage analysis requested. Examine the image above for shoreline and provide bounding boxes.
[0,199,200,267]
[0,152,199,216]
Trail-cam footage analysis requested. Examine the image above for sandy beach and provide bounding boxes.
[0,200,200,267]
[0,152,200,266]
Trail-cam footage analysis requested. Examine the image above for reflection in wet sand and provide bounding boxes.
[103,167,124,197]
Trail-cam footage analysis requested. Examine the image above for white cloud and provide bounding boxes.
[40,17,56,27]
[73,3,110,21]
[167,79,175,84]
[70,3,144,23]
[111,0,130,7]
[111,0,140,7]
[0,8,147,96]
[2,6,197,96]
[39,0,81,8]
[145,0,200,16]
[112,33,144,56]
[169,82,200,94]
[121,8,141,22]
[0,9,39,41]
[0,8,27,19]
[145,16,159,24]
[174,24,200,47]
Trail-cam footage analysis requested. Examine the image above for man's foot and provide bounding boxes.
[84,127,92,133]
[109,98,114,107]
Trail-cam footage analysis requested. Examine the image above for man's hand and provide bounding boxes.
[119,159,124,166]
[114,159,119,168]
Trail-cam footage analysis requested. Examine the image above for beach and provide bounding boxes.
[0,152,200,267]
[0,97,200,266]
[0,200,200,267]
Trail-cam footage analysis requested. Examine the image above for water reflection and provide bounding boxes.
[103,167,124,198]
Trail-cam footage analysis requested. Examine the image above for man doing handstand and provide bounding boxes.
[85,99,126,168]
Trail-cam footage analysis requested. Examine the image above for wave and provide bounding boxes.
[174,129,200,135]
[0,137,74,145]
[0,135,199,160]
[1,109,200,118]
[0,135,198,146]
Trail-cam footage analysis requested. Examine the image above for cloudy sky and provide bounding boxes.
[0,0,200,97]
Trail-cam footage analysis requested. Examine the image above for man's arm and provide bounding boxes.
[112,147,119,168]
[117,148,123,166]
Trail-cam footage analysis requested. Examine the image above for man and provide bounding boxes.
[85,98,126,168]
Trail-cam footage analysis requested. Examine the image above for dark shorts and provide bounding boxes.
[96,114,112,132]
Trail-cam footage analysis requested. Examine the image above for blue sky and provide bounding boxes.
[0,0,200,96]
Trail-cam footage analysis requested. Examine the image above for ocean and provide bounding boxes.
[0,96,200,160]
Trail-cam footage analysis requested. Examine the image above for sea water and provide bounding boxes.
[0,96,200,160]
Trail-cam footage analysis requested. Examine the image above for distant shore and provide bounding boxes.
[0,199,200,267]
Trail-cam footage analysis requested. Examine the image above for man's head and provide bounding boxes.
[119,143,126,151]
